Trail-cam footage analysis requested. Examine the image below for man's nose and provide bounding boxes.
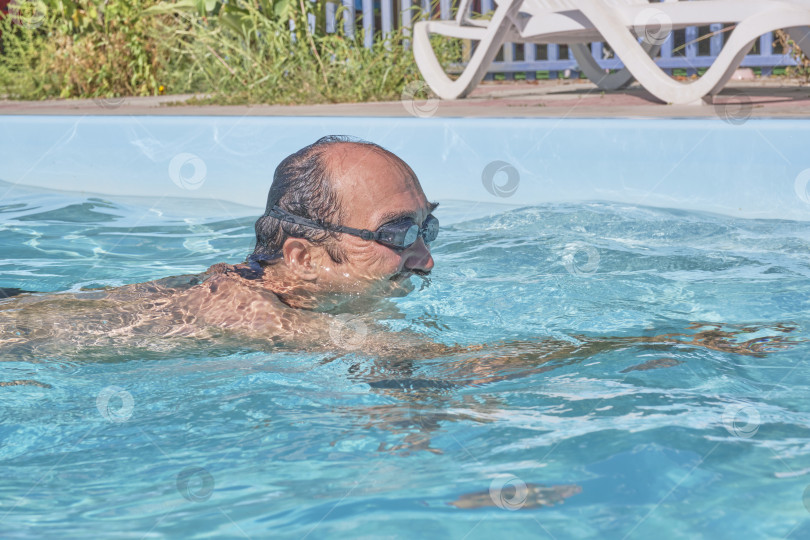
[402,237,434,273]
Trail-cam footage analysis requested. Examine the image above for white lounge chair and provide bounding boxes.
[412,0,810,104]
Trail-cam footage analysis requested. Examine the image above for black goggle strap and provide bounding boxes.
[268,206,384,243]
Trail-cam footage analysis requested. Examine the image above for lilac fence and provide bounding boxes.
[321,0,801,79]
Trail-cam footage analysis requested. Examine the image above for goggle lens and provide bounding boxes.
[403,224,419,247]
[382,215,439,249]
[422,215,439,244]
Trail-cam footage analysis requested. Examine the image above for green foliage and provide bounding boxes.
[0,0,167,99]
[151,0,460,104]
[0,0,459,104]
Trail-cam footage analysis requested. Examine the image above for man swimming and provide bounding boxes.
[0,136,794,365]
[0,136,440,355]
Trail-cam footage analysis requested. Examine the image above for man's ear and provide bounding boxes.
[281,238,320,280]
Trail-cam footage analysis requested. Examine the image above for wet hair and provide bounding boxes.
[248,135,413,266]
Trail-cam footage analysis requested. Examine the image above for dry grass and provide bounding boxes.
[0,0,459,104]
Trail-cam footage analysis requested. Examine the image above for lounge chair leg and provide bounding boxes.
[413,0,524,100]
[571,42,660,91]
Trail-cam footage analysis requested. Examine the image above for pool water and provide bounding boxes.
[1,184,810,539]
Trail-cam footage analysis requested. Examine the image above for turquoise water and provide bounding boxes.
[2,184,810,539]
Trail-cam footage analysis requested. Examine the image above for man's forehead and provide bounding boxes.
[327,142,410,174]
[326,143,423,198]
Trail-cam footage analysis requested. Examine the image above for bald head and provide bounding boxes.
[249,136,424,265]
[324,141,420,194]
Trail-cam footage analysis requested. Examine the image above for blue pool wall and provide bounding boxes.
[1,116,809,222]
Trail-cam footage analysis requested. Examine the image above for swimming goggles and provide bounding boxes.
[267,205,439,251]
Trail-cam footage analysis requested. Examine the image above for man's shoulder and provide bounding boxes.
[197,264,282,305]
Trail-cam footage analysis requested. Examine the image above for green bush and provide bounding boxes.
[0,0,461,104]
[0,0,167,99]
[151,0,462,104]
